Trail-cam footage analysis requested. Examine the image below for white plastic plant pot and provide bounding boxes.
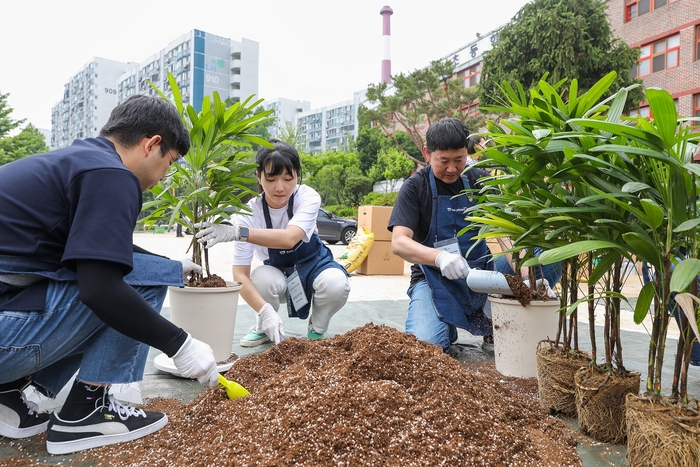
[167,281,242,362]
[489,296,560,378]
[466,270,512,295]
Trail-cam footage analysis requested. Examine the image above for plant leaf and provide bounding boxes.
[634,281,656,324]
[673,293,700,344]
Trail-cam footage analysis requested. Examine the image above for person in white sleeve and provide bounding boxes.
[196,139,351,346]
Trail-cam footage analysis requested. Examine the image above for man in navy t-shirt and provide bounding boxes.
[0,95,219,455]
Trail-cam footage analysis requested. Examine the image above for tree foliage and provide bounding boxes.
[368,147,415,193]
[302,151,372,206]
[0,92,48,166]
[362,59,484,165]
[0,124,49,165]
[278,121,301,147]
[355,122,423,175]
[479,0,644,109]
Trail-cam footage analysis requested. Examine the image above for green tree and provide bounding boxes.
[344,168,373,205]
[479,0,644,109]
[302,150,372,206]
[362,59,484,165]
[368,148,416,193]
[0,91,24,138]
[278,121,301,147]
[356,120,423,175]
[0,124,49,165]
[0,92,48,166]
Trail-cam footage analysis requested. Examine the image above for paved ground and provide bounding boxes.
[2,231,699,466]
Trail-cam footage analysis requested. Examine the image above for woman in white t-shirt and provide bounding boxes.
[195,140,350,347]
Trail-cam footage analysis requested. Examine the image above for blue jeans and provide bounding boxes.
[0,280,167,398]
[406,280,456,353]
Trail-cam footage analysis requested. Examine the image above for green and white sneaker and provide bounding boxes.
[307,329,326,340]
[240,326,271,347]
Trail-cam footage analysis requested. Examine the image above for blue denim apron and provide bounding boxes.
[262,194,349,320]
[418,167,493,335]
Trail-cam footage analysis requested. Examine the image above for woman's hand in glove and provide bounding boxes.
[194,221,242,248]
[259,303,284,344]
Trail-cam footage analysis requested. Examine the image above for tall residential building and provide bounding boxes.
[50,57,131,149]
[297,90,366,154]
[263,98,311,140]
[117,30,259,112]
[51,29,259,149]
[606,0,700,118]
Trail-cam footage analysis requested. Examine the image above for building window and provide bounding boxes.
[464,62,482,88]
[696,25,700,61]
[694,94,700,123]
[633,34,680,77]
[626,0,679,22]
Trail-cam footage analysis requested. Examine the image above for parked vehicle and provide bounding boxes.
[316,208,357,245]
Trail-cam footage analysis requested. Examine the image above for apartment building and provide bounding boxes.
[606,0,700,118]
[296,90,367,154]
[117,30,259,112]
[50,57,131,149]
[51,29,259,149]
[263,98,311,140]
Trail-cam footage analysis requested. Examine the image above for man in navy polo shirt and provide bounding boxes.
[0,95,219,455]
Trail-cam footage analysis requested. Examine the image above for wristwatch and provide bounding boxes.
[239,226,249,242]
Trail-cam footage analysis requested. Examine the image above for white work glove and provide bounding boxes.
[435,251,471,280]
[523,278,558,299]
[259,303,284,345]
[179,257,203,278]
[194,221,241,248]
[171,334,219,387]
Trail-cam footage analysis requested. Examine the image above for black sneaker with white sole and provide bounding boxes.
[0,388,50,439]
[46,393,167,455]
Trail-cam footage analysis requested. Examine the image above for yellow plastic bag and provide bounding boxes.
[334,226,374,273]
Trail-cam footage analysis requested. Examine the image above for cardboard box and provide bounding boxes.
[357,205,393,242]
[358,240,405,275]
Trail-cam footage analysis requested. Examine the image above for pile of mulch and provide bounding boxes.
[79,323,579,466]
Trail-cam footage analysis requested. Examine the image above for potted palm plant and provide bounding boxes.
[562,87,700,466]
[467,72,641,440]
[142,72,273,366]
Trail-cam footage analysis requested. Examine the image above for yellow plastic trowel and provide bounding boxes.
[218,374,250,399]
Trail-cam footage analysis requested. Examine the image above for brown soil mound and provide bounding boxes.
[85,324,579,466]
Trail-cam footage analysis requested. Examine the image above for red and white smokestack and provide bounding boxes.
[380,5,393,84]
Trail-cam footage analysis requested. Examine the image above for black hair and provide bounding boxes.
[425,118,470,153]
[255,139,302,180]
[467,135,486,155]
[99,95,190,157]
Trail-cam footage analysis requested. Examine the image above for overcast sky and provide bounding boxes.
[1,0,530,131]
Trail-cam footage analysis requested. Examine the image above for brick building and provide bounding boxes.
[606,0,700,119]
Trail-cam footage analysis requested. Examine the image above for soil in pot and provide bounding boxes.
[625,393,700,467]
[78,323,580,466]
[574,365,640,444]
[536,340,591,417]
[190,273,227,288]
